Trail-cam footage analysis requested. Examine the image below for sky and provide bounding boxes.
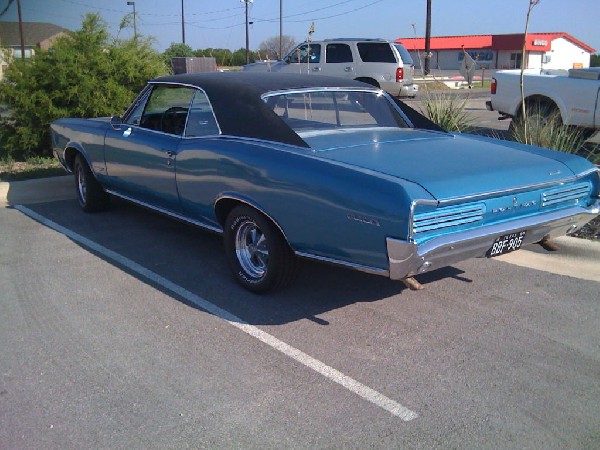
[1,0,598,54]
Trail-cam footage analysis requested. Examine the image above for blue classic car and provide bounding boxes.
[51,73,600,293]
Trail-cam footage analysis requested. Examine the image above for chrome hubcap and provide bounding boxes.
[235,219,268,278]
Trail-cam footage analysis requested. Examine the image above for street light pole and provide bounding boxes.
[279,0,282,59]
[181,0,186,44]
[126,1,136,39]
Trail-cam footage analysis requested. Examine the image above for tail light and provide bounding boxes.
[396,67,404,82]
[491,78,497,95]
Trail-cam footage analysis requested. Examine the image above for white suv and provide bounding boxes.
[243,38,418,98]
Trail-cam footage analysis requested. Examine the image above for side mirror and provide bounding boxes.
[110,115,122,130]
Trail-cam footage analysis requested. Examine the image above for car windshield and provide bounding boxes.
[263,90,409,135]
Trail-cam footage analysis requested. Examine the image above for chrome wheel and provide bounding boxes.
[235,219,269,279]
[224,205,297,293]
[76,163,87,204]
[73,154,110,212]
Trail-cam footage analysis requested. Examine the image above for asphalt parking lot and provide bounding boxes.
[1,105,599,448]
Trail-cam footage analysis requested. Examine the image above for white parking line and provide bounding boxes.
[15,205,418,422]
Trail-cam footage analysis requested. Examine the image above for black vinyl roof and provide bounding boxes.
[150,72,441,146]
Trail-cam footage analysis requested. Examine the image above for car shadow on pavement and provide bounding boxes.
[20,196,472,326]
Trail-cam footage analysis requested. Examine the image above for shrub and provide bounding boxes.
[0,13,168,160]
[510,106,598,164]
[421,90,472,133]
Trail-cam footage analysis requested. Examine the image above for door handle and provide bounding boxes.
[312,66,321,72]
[344,67,352,72]
[165,150,174,158]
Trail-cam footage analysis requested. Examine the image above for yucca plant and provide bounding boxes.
[421,90,472,133]
[510,106,598,164]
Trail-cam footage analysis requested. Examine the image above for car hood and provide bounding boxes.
[301,128,586,201]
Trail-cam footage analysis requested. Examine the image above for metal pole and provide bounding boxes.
[16,0,25,61]
[279,0,282,59]
[181,0,186,44]
[424,0,431,75]
[245,0,249,64]
[132,2,136,38]
[127,2,137,38]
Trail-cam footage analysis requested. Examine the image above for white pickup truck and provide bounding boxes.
[486,68,600,132]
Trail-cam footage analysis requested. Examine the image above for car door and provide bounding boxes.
[104,84,195,209]
[322,42,355,79]
[282,43,322,75]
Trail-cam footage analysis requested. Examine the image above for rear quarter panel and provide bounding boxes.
[175,138,432,270]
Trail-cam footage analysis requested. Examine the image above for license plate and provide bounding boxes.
[486,230,526,257]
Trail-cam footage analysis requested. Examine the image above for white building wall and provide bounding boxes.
[544,37,590,69]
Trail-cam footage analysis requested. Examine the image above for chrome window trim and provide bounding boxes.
[261,87,415,129]
[123,82,222,138]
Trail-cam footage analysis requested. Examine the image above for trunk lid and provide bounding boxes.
[301,128,577,200]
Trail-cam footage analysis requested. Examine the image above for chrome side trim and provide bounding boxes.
[295,251,389,277]
[106,190,223,234]
[388,199,600,280]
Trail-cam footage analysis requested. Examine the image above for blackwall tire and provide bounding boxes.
[224,205,297,293]
[74,154,110,212]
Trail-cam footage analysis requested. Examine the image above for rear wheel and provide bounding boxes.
[74,154,110,212]
[509,100,561,135]
[224,205,297,293]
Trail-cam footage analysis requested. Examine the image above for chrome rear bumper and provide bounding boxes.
[386,199,600,280]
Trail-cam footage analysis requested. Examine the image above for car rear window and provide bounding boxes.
[263,90,408,134]
[394,43,414,65]
[357,42,396,63]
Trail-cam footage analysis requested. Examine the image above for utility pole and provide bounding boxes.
[126,1,137,39]
[181,0,186,44]
[242,0,254,64]
[424,0,431,75]
[16,0,25,61]
[279,0,282,59]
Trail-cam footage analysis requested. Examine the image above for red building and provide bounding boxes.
[396,32,595,71]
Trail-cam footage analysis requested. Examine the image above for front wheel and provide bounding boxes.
[74,154,110,212]
[224,205,297,293]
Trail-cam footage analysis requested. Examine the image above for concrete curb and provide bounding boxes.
[0,175,74,207]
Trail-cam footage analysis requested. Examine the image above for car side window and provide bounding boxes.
[286,44,321,64]
[326,44,353,63]
[357,43,396,63]
[124,89,150,126]
[185,90,220,137]
[137,85,195,136]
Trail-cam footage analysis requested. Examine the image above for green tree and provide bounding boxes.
[591,54,600,67]
[0,13,168,159]
[162,42,194,66]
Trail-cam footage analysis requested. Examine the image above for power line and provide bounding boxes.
[251,0,386,24]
